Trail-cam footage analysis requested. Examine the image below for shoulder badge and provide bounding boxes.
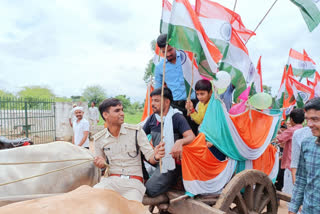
[92,128,107,141]
[123,123,140,131]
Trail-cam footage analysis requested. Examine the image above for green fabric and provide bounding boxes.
[218,61,247,101]
[285,64,316,78]
[200,96,244,160]
[290,0,320,32]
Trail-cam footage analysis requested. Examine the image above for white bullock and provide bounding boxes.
[0,142,100,197]
[0,185,150,214]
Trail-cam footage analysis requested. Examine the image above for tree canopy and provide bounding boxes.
[82,85,107,105]
[143,40,157,83]
[0,90,14,97]
[115,95,131,111]
[18,86,55,99]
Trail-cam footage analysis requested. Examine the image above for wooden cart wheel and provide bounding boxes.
[214,169,278,214]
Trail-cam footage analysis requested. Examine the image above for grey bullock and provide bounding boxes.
[0,142,100,198]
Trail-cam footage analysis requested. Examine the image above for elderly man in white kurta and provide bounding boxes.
[88,101,100,135]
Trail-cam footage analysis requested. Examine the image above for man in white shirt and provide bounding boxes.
[88,101,100,136]
[72,107,90,148]
[69,104,77,127]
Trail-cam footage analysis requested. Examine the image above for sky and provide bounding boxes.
[0,0,319,102]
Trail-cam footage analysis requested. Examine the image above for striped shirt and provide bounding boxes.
[288,136,320,214]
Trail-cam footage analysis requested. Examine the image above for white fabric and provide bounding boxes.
[223,105,281,160]
[283,168,294,196]
[183,159,236,195]
[155,107,182,173]
[73,106,84,112]
[94,176,146,202]
[291,127,312,169]
[73,118,90,147]
[238,148,279,182]
[269,149,279,182]
[88,106,99,121]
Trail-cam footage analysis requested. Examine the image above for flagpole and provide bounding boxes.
[245,0,278,45]
[187,53,195,115]
[233,0,237,12]
[160,43,168,172]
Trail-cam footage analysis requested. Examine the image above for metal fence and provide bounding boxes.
[0,97,56,144]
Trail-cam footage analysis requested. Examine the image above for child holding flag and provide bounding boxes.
[185,79,226,161]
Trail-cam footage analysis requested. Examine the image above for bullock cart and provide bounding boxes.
[143,169,291,214]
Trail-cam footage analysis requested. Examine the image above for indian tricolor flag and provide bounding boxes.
[253,56,263,93]
[167,0,222,78]
[200,96,281,161]
[290,0,320,32]
[160,0,172,33]
[180,50,203,97]
[140,83,154,123]
[236,144,279,183]
[288,75,314,107]
[274,66,295,109]
[151,44,162,75]
[182,133,236,195]
[287,48,317,78]
[195,0,255,43]
[195,0,256,99]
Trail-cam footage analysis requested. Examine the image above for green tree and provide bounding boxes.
[82,85,107,105]
[18,86,55,99]
[131,101,142,111]
[115,95,131,111]
[0,90,14,97]
[143,40,157,83]
[263,85,272,94]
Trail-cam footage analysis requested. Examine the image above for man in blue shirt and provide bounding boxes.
[155,34,198,134]
[289,97,320,214]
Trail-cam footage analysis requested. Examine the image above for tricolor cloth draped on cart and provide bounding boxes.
[181,96,281,195]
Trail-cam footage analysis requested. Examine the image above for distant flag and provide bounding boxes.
[160,0,172,34]
[288,75,314,108]
[274,66,295,109]
[313,72,320,97]
[287,48,317,78]
[290,0,320,32]
[167,0,222,78]
[195,0,256,100]
[151,44,162,76]
[253,56,263,93]
[141,84,154,123]
[307,78,315,87]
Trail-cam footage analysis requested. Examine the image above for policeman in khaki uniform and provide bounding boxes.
[93,98,165,202]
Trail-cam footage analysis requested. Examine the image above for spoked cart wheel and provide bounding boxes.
[214,169,278,214]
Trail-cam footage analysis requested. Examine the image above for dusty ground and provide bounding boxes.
[278,200,289,214]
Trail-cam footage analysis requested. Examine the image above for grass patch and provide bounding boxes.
[97,110,143,126]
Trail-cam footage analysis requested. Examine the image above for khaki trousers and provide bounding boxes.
[93,176,146,202]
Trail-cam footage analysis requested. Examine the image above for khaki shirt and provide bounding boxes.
[93,123,154,177]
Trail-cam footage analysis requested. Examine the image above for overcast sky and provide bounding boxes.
[0,0,319,102]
